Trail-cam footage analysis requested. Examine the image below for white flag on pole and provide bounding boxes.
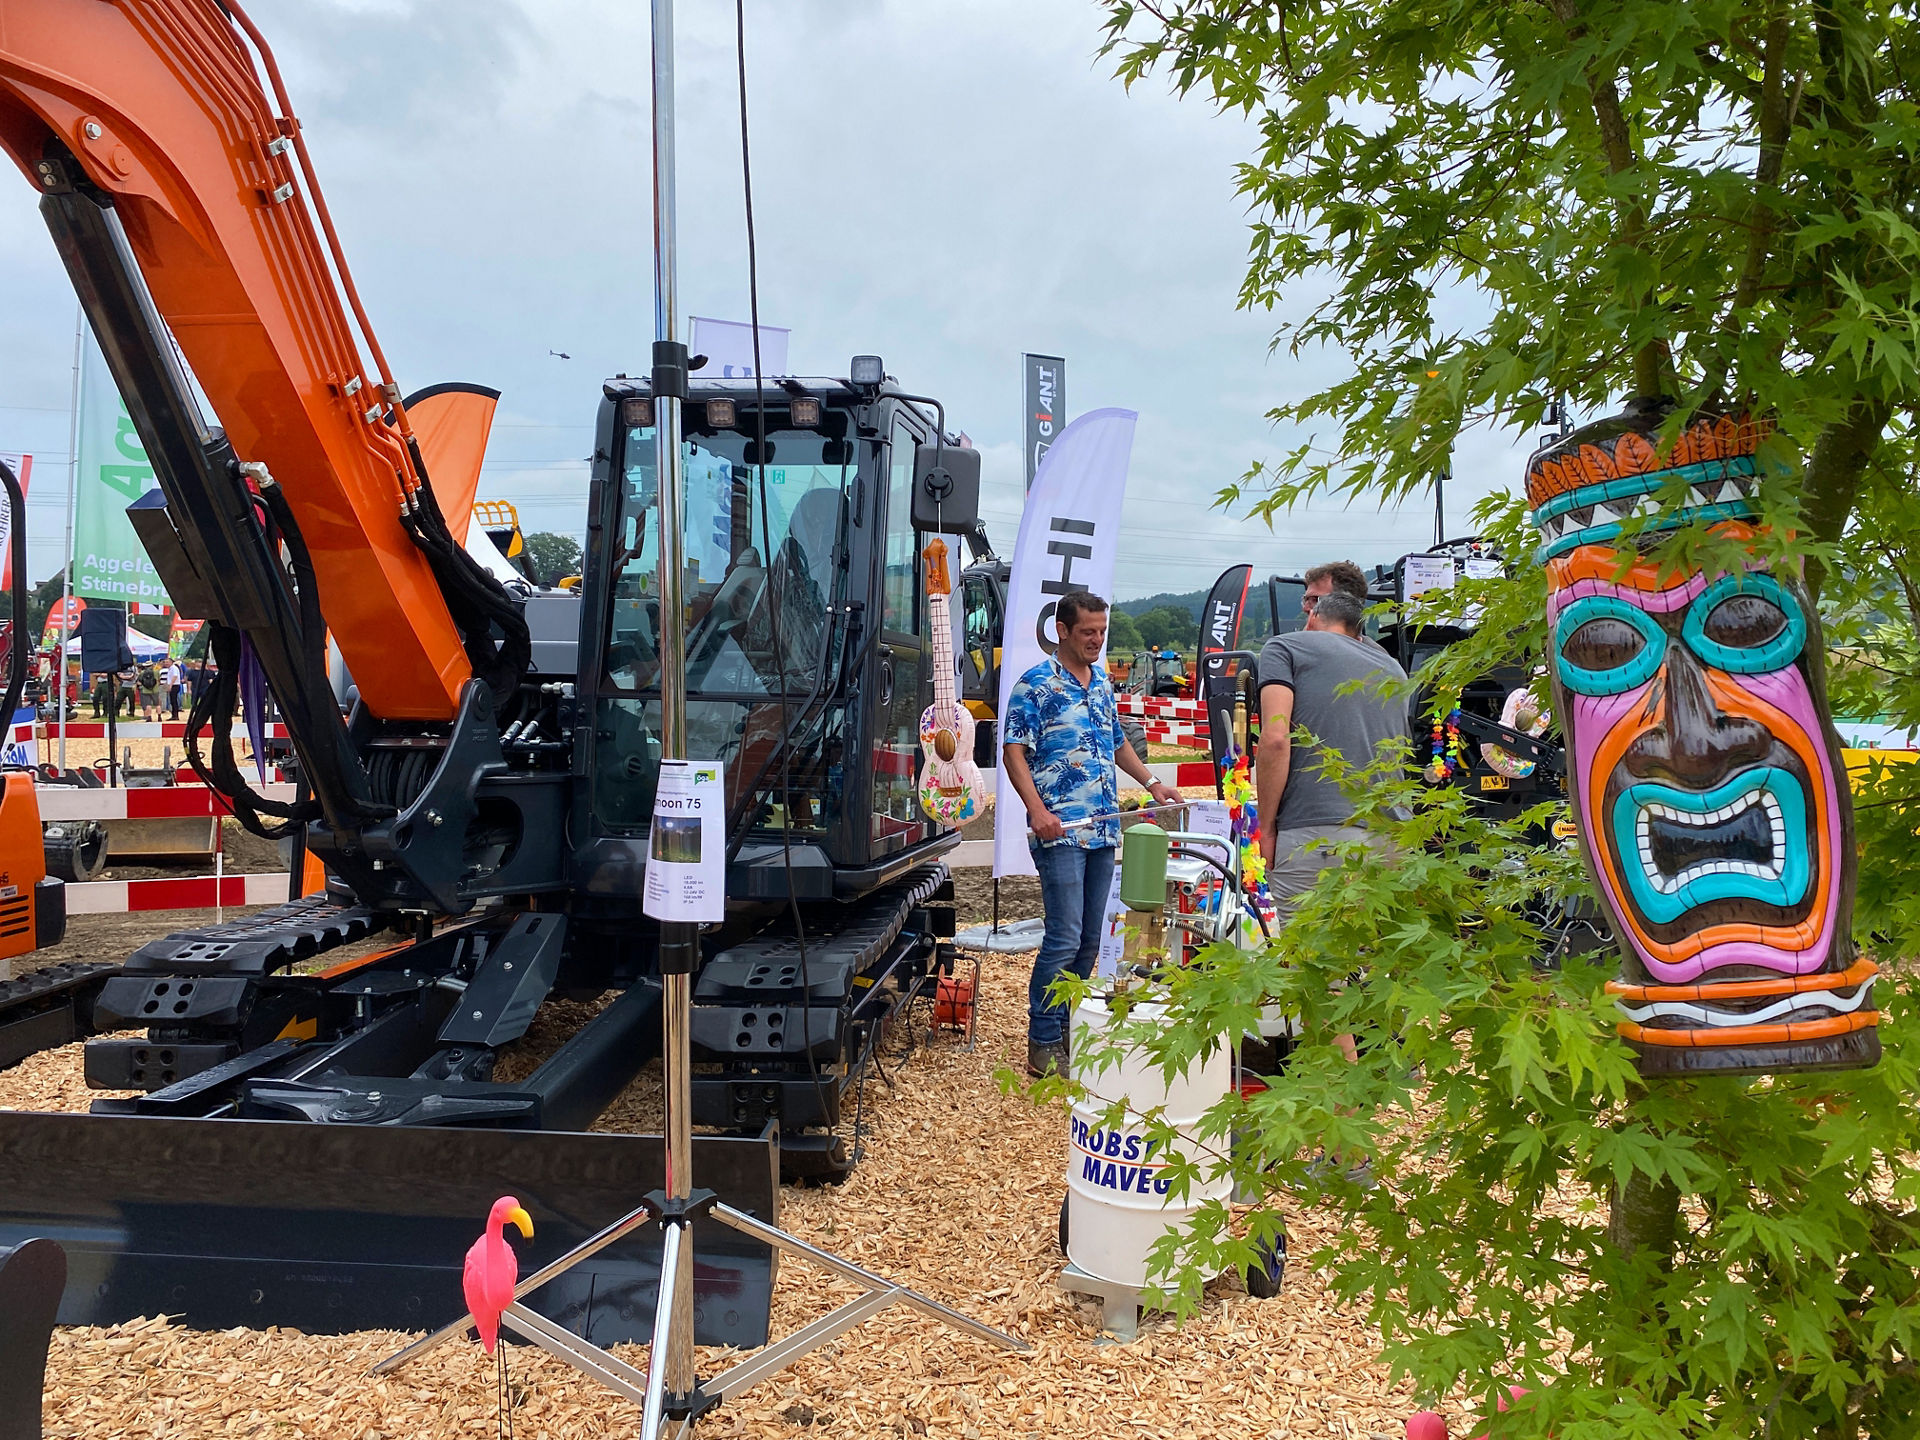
[689,316,790,379]
[992,408,1138,879]
[0,452,28,590]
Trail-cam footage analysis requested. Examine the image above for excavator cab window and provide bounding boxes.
[594,414,856,834]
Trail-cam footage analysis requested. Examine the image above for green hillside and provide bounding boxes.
[1114,588,1208,620]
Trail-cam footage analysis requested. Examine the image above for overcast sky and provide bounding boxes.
[0,0,1540,600]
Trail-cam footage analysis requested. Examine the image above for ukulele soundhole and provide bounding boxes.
[934,730,958,762]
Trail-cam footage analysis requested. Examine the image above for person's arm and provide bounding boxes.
[1002,742,1065,843]
[1256,682,1295,862]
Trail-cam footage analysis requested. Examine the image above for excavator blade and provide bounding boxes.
[0,1111,778,1348]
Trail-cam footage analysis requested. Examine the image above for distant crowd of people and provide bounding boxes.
[81,657,212,721]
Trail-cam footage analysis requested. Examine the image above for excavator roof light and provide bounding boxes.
[621,396,654,429]
[849,354,884,388]
[705,397,737,427]
[789,396,821,426]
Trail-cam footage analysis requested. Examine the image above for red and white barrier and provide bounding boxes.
[64,871,293,915]
[1116,695,1205,722]
[1115,693,1209,746]
[35,782,296,823]
[34,721,290,741]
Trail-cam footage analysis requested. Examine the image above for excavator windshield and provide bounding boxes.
[595,416,858,832]
[606,421,853,694]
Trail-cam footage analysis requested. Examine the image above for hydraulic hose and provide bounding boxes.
[0,459,29,729]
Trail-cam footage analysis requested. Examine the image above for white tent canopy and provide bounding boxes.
[64,630,169,662]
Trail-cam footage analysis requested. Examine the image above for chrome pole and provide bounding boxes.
[650,0,698,1408]
[59,306,82,767]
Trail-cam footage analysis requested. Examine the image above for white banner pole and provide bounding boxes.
[58,307,82,770]
[991,407,1137,879]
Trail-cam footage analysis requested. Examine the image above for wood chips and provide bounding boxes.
[11,944,1427,1437]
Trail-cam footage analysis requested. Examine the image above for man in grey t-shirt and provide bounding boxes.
[1255,589,1409,902]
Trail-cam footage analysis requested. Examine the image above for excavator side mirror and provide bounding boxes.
[910,443,980,534]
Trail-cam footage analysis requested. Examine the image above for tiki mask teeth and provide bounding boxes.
[1633,788,1786,896]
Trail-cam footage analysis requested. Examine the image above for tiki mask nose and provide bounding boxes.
[1623,640,1770,784]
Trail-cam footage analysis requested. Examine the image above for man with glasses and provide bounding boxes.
[1299,560,1369,621]
[1257,588,1406,904]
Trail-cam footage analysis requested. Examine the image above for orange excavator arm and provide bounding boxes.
[0,0,479,722]
[0,0,537,912]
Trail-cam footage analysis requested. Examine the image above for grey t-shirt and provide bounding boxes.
[1256,630,1410,831]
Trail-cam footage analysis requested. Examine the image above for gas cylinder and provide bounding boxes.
[1064,993,1232,1288]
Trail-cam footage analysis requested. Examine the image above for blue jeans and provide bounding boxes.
[1029,843,1117,1046]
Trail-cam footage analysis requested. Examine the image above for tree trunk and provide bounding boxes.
[1606,1168,1681,1393]
[1801,397,1893,599]
[1609,1167,1680,1263]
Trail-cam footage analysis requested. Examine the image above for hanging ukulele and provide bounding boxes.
[918,536,987,826]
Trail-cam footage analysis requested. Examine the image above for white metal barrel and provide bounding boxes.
[1065,994,1232,1288]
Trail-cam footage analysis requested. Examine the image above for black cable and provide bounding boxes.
[1170,842,1274,940]
[737,0,836,1145]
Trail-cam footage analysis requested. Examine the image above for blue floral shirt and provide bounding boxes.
[1003,655,1125,850]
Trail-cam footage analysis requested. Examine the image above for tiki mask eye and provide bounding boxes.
[1553,596,1666,696]
[1702,595,1786,648]
[1564,618,1644,671]
[1683,573,1806,673]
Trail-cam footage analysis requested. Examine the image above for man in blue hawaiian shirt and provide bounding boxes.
[1003,591,1178,1076]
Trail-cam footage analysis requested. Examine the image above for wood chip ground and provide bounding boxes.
[10,806,1438,1437]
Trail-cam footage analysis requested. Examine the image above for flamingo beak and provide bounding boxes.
[507,1205,534,1240]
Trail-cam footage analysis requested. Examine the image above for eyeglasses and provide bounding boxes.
[1301,593,1322,609]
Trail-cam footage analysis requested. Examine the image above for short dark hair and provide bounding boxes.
[1305,561,1369,601]
[1311,590,1365,634]
[1055,591,1108,630]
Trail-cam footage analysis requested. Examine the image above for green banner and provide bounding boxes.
[73,331,171,608]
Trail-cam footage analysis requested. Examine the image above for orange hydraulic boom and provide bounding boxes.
[0,0,530,907]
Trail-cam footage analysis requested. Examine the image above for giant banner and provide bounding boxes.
[72,333,171,608]
[992,408,1137,879]
[1021,354,1066,492]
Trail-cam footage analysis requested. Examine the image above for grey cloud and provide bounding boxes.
[0,0,1539,592]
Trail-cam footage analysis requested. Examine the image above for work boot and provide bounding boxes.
[1026,1040,1069,1078]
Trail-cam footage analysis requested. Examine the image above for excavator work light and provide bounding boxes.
[789,396,821,426]
[705,398,737,427]
[621,396,654,428]
[849,354,885,388]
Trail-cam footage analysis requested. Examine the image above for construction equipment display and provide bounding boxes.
[0,0,989,1349]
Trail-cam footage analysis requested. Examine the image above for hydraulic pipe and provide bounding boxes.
[0,461,29,725]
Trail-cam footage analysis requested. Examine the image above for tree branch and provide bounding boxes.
[1804,397,1896,598]
[1704,9,1801,405]
[1543,0,1670,400]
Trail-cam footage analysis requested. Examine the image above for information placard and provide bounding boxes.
[643,759,727,924]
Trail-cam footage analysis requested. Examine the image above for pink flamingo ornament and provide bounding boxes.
[464,1195,534,1354]
[1407,1384,1534,1440]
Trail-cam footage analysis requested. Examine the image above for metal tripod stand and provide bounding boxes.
[373,1,1024,1429]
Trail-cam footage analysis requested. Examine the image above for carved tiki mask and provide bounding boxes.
[1527,407,1876,1076]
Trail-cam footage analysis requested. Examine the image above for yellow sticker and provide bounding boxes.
[1551,818,1579,840]
[1478,773,1509,791]
[275,1016,319,1042]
